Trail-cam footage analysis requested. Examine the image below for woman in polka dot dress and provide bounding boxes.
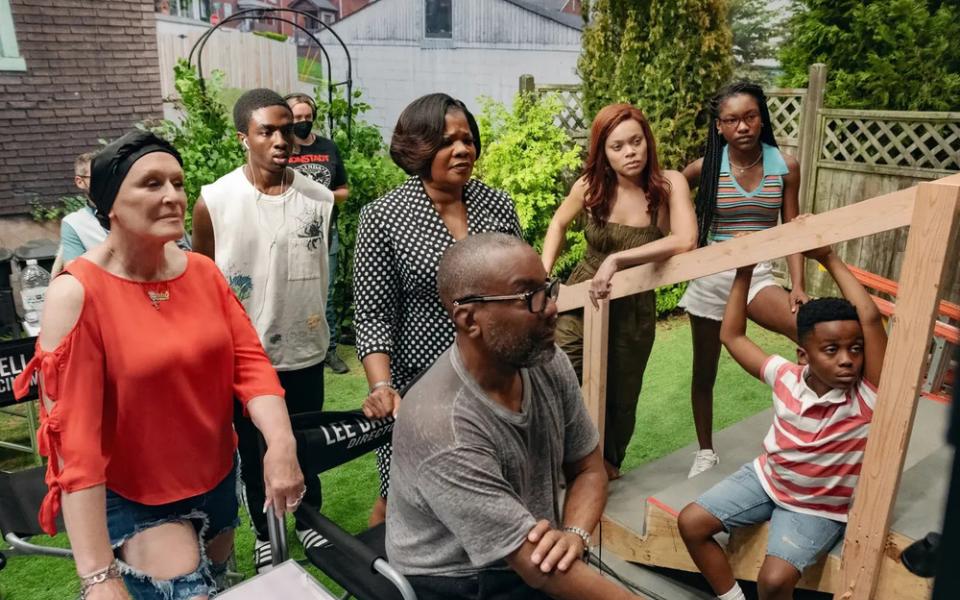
[353,93,522,525]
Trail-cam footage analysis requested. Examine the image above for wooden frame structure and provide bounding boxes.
[558,173,960,600]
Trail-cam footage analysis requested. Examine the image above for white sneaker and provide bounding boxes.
[296,528,330,551]
[253,538,274,574]
[688,449,719,478]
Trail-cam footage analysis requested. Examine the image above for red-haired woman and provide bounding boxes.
[542,103,698,479]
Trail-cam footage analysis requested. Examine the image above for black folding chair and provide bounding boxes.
[0,465,72,571]
[258,410,416,600]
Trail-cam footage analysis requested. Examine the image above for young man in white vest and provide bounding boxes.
[192,88,335,572]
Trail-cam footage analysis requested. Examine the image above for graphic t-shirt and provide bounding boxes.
[289,136,347,189]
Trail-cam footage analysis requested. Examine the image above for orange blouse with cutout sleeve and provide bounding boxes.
[14,252,284,535]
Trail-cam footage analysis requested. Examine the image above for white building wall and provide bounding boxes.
[348,44,579,139]
[317,0,583,139]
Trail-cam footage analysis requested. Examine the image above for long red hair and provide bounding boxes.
[582,103,670,225]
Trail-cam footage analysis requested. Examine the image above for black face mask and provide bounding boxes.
[293,121,313,140]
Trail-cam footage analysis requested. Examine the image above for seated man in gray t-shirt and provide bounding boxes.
[386,233,640,600]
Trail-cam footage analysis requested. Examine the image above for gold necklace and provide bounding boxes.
[729,150,763,175]
[106,245,171,310]
[145,286,170,310]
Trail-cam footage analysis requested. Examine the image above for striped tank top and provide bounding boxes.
[710,143,789,241]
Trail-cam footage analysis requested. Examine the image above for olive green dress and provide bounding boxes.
[555,213,662,469]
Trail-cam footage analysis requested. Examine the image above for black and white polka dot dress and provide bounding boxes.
[354,176,523,497]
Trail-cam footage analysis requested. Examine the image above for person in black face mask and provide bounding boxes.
[285,93,351,375]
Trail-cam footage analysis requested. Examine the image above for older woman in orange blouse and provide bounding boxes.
[16,131,303,600]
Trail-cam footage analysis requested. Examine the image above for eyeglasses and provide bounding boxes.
[718,112,761,129]
[453,278,560,314]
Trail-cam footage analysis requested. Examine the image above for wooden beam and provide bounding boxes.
[581,299,609,445]
[558,185,918,312]
[835,178,960,600]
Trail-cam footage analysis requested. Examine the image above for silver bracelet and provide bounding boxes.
[562,526,592,557]
[79,560,121,599]
[368,379,395,394]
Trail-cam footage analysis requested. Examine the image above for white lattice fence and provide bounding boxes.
[819,109,960,175]
[766,90,805,148]
[534,84,588,137]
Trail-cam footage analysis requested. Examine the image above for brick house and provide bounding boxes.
[0,0,164,216]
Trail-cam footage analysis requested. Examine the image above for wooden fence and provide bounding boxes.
[156,29,299,101]
[521,64,960,301]
[805,108,960,301]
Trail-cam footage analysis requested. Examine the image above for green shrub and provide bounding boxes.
[474,93,584,279]
[655,281,688,317]
[30,194,89,223]
[779,0,960,110]
[154,60,245,231]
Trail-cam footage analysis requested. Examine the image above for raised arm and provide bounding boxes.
[781,155,809,312]
[191,196,215,260]
[541,178,587,275]
[805,246,888,387]
[719,265,770,380]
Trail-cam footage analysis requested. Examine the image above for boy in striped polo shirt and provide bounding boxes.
[678,244,887,600]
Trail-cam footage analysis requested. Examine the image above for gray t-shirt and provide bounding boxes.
[385,342,600,577]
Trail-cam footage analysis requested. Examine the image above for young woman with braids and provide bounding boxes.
[680,82,809,478]
[542,103,698,480]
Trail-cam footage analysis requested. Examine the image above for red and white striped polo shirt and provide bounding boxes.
[753,355,877,522]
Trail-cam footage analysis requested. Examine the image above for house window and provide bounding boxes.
[0,0,25,71]
[424,0,451,39]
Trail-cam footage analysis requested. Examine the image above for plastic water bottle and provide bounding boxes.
[20,259,51,314]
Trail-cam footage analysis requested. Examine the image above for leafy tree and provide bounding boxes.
[729,0,784,84]
[474,93,584,278]
[577,0,734,169]
[779,0,960,110]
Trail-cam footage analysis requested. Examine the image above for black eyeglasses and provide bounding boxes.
[718,112,761,129]
[453,278,560,314]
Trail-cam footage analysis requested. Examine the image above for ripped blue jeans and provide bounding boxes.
[105,461,240,599]
[695,462,845,572]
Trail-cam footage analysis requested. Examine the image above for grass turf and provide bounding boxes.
[0,318,795,599]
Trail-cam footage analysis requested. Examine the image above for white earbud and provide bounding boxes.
[243,138,249,150]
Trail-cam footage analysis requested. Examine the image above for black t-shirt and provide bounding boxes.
[289,136,347,190]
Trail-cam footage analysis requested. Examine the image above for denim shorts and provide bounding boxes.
[695,463,845,572]
[105,460,240,599]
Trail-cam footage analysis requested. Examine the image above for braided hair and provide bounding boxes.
[694,82,779,247]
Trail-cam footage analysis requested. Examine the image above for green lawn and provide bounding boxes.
[0,318,795,599]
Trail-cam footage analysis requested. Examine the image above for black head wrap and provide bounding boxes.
[89,130,183,229]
